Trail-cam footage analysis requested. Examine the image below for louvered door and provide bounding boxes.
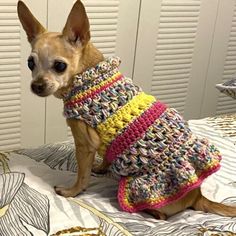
[0,0,47,150]
[133,0,220,120]
[201,0,236,117]
[45,0,140,142]
[0,1,21,150]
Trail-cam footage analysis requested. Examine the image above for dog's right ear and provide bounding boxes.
[62,0,90,46]
[17,1,46,43]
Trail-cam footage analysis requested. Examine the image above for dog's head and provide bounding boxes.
[17,0,91,97]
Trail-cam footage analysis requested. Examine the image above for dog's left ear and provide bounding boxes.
[62,0,90,46]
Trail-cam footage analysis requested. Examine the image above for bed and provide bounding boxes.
[1,114,236,236]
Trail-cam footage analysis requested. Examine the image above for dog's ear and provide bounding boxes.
[17,1,46,43]
[62,0,90,46]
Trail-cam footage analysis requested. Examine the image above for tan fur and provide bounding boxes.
[192,193,236,217]
[17,1,46,42]
[55,119,100,197]
[17,0,236,219]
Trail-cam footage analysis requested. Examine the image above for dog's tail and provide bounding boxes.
[193,192,236,217]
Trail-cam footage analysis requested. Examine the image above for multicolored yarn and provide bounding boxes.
[63,57,222,213]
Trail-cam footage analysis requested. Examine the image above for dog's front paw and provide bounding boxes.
[54,185,84,198]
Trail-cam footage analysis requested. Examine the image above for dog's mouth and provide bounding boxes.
[31,81,58,97]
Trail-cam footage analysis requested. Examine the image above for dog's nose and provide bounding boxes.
[31,82,46,94]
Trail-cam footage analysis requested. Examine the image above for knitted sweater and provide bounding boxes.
[63,57,221,213]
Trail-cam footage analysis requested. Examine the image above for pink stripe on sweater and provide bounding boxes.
[65,74,123,108]
[106,101,167,163]
[118,163,221,213]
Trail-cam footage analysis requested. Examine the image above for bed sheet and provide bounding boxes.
[1,114,236,235]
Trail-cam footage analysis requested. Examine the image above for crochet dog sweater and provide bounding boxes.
[63,57,222,213]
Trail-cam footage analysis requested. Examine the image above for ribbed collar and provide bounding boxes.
[63,57,121,101]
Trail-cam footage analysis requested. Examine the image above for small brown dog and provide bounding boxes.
[17,0,236,219]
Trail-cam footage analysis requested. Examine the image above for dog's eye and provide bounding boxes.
[53,61,67,73]
[28,57,35,71]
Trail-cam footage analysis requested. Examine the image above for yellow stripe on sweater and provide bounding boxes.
[97,92,156,156]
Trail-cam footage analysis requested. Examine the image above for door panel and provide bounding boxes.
[0,0,47,150]
[201,0,236,117]
[133,0,219,120]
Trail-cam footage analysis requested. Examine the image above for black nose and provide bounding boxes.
[31,82,46,94]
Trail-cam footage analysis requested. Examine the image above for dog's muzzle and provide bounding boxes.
[31,82,46,96]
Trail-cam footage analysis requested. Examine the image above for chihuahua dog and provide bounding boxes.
[17,0,236,219]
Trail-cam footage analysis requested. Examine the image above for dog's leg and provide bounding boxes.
[145,188,201,219]
[55,119,100,197]
[192,188,236,217]
[145,209,167,220]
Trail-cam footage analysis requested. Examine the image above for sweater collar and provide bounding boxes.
[63,56,121,100]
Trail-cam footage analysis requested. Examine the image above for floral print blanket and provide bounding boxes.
[1,115,236,235]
